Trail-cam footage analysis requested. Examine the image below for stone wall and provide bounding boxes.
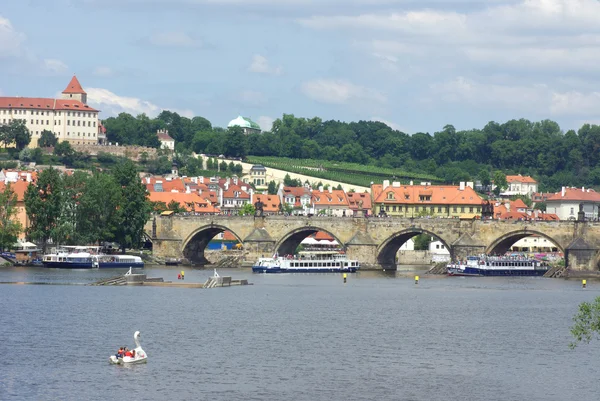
[72,144,159,161]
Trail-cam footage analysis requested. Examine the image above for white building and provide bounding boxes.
[546,187,600,221]
[157,129,175,150]
[501,174,538,197]
[0,76,100,147]
[227,115,261,135]
[429,239,451,262]
[510,236,559,253]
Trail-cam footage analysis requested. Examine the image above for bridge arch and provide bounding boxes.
[182,224,243,265]
[377,228,452,269]
[274,226,344,256]
[486,230,565,255]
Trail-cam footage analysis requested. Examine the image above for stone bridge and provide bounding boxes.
[146,215,600,270]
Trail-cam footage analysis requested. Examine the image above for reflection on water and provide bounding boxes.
[1,266,599,401]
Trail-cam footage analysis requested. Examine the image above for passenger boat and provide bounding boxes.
[252,252,360,273]
[447,255,550,277]
[42,246,144,269]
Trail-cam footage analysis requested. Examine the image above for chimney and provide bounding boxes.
[319,186,323,192]
[561,187,566,197]
[233,176,239,185]
[224,182,229,191]
[459,182,465,191]
[466,181,473,189]
[328,187,332,193]
[582,187,585,192]
[186,186,191,194]
[383,180,390,188]
[227,177,231,185]
[26,173,31,182]
[199,176,204,184]
[393,181,400,187]
[145,177,150,184]
[409,180,413,186]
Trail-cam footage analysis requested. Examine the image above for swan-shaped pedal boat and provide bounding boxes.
[109,331,148,365]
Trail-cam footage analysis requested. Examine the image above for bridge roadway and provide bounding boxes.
[146,215,600,270]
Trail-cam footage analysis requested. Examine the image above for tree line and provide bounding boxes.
[22,160,151,252]
[102,111,600,192]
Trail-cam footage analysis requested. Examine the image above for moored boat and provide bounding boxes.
[252,252,360,273]
[96,254,144,269]
[42,246,99,269]
[447,255,550,277]
[42,246,144,269]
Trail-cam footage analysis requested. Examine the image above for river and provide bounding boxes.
[1,266,599,401]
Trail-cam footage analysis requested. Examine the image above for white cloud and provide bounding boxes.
[256,116,275,131]
[429,76,600,118]
[87,87,194,118]
[299,0,600,73]
[93,66,114,77]
[301,79,386,104]
[248,54,282,75]
[43,59,69,74]
[370,116,406,132]
[148,32,199,47]
[0,15,26,58]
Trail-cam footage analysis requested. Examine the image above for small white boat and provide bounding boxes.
[109,331,148,365]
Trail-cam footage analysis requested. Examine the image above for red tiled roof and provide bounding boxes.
[223,231,237,241]
[346,191,372,211]
[546,188,600,202]
[62,76,87,94]
[0,97,98,112]
[0,180,30,202]
[148,192,219,213]
[223,185,250,199]
[498,211,529,220]
[252,194,281,212]
[157,132,174,141]
[283,187,310,197]
[506,175,537,184]
[313,231,335,241]
[511,199,528,209]
[312,189,348,207]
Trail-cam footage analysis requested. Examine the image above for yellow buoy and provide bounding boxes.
[415,275,419,284]
[582,279,587,289]
[343,273,347,283]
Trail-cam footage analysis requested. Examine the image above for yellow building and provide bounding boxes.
[371,181,483,219]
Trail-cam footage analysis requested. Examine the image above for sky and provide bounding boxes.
[1,0,600,134]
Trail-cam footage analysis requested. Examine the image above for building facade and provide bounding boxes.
[0,76,100,147]
[545,187,600,221]
[157,129,175,150]
[501,175,538,197]
[371,181,483,219]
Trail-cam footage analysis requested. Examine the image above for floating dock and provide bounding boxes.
[89,272,250,288]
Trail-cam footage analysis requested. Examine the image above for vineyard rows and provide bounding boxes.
[245,156,441,188]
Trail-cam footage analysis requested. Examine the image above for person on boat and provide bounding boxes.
[116,347,124,358]
[124,348,133,357]
[131,350,136,359]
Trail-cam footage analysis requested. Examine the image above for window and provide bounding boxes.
[399,206,403,212]
[36,120,38,124]
[392,206,397,212]
[461,207,465,213]
[387,192,395,200]
[77,121,80,126]
[68,112,71,116]
[31,119,33,124]
[570,207,574,215]
[453,206,457,212]
[438,207,442,212]
[469,207,473,213]
[67,120,70,126]
[46,120,49,125]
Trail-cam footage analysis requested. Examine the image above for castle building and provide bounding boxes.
[0,76,100,147]
[227,115,261,135]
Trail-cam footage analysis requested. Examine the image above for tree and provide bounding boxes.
[39,130,58,148]
[267,181,277,195]
[238,203,256,216]
[413,234,431,250]
[478,169,491,191]
[0,124,13,149]
[111,160,152,251]
[0,184,22,251]
[492,171,508,196]
[24,168,64,252]
[570,296,600,348]
[77,173,123,244]
[219,161,228,172]
[10,119,31,151]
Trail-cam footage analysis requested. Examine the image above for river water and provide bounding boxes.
[1,266,599,401]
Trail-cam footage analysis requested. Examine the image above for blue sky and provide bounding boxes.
[1,0,600,134]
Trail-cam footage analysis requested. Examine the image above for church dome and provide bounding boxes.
[227,115,261,130]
